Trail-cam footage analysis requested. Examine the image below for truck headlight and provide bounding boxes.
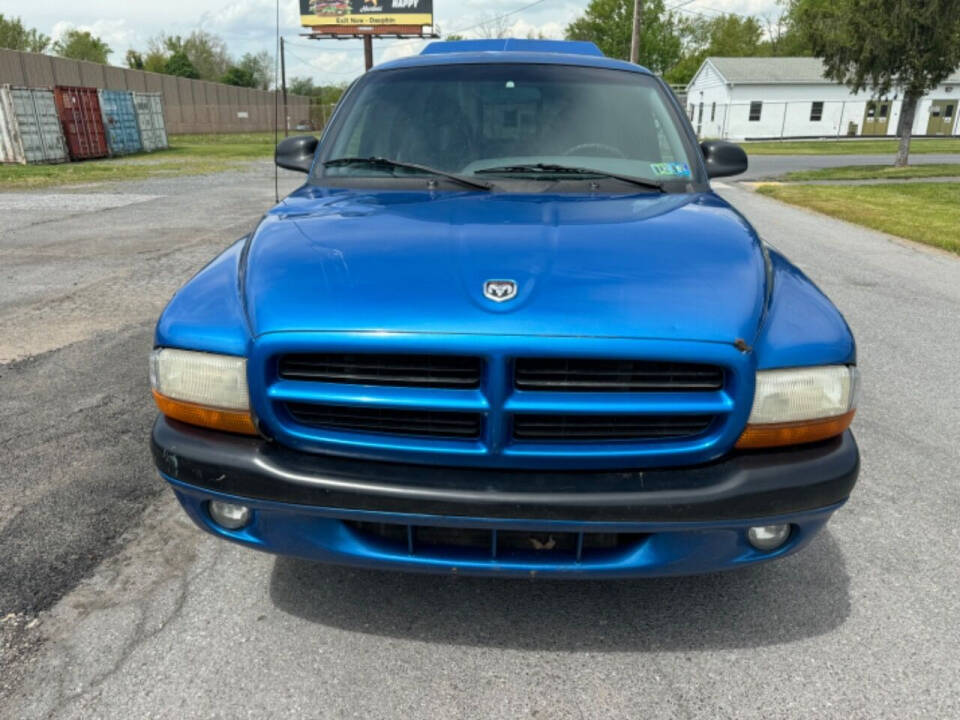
[736,365,858,449]
[150,349,257,435]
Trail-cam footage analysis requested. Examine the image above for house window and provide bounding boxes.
[749,101,763,122]
[698,103,704,122]
[879,103,889,118]
[947,104,955,119]
[711,102,716,121]
[810,101,824,122]
[689,104,695,120]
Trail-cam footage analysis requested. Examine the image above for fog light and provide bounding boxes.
[747,524,791,551]
[208,501,251,530]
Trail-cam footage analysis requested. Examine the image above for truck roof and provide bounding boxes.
[374,38,653,75]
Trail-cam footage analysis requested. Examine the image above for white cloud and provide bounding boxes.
[51,19,140,61]
[379,40,428,64]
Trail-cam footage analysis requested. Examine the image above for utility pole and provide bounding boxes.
[630,0,643,65]
[280,37,288,137]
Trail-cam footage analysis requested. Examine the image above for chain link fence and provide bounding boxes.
[684,98,959,141]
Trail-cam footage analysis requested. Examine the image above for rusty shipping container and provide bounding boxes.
[53,86,108,160]
[0,85,69,164]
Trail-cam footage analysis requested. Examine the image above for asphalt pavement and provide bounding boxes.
[2,157,959,718]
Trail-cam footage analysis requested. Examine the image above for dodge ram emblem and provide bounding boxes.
[484,279,518,303]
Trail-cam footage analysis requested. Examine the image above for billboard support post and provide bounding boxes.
[363,35,374,72]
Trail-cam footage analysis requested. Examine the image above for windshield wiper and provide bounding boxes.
[475,163,666,192]
[323,156,492,191]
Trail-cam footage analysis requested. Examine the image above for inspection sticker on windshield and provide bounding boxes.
[650,162,691,178]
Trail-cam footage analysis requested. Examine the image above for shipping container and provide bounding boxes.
[0,85,69,164]
[133,92,169,151]
[53,86,108,160]
[98,89,142,155]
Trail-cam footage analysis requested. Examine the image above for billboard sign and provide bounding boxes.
[300,0,433,28]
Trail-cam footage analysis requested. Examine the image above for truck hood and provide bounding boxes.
[244,186,767,343]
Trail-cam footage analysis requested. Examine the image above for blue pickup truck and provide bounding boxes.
[150,40,859,578]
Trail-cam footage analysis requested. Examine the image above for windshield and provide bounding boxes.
[318,63,701,188]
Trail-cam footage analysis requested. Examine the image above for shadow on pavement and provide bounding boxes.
[269,531,850,652]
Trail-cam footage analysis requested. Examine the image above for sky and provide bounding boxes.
[8,0,783,85]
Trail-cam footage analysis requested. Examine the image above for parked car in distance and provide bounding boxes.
[150,39,859,578]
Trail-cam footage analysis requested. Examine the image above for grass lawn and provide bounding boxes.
[756,182,960,254]
[0,132,293,190]
[779,164,960,181]
[743,138,960,155]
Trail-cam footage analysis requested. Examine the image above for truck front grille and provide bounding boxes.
[285,403,483,439]
[279,353,482,389]
[254,337,745,469]
[512,414,713,441]
[515,358,724,392]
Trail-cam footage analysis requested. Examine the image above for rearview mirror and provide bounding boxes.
[700,140,748,179]
[275,135,319,173]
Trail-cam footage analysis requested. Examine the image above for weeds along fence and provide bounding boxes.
[0,48,310,134]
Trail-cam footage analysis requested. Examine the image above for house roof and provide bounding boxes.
[695,56,960,87]
[707,57,834,84]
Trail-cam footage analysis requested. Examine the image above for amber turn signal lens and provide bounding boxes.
[735,410,855,450]
[152,390,258,436]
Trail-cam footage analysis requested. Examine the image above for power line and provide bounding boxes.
[446,0,552,36]
[282,0,740,81]
[372,0,554,51]
[283,47,363,75]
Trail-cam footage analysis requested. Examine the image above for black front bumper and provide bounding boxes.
[151,416,859,523]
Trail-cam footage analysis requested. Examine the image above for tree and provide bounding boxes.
[222,65,257,88]
[664,14,766,85]
[52,29,111,64]
[787,0,960,166]
[181,31,231,81]
[150,31,230,82]
[565,0,683,75]
[238,51,272,90]
[0,14,50,52]
[164,50,199,79]
[126,49,144,69]
[142,50,168,74]
[445,34,466,41]
[760,11,815,56]
[289,77,315,96]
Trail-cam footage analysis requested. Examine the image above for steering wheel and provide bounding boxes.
[561,142,626,158]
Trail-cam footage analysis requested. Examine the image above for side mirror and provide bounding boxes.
[275,135,319,173]
[700,140,748,179]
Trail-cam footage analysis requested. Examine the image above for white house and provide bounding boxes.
[686,57,960,140]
